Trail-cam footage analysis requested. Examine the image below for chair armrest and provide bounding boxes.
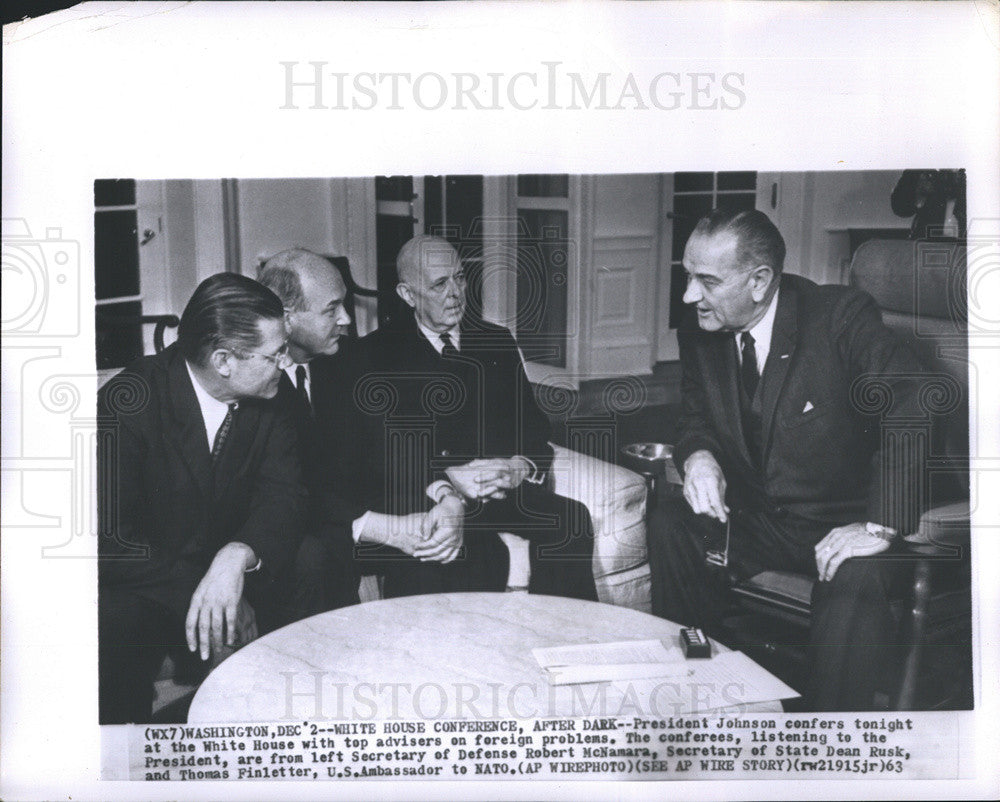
[904,500,970,551]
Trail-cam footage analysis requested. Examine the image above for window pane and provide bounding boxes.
[717,192,757,213]
[96,301,144,369]
[95,210,140,299]
[94,179,136,207]
[717,171,757,191]
[375,176,414,202]
[516,209,569,368]
[673,172,713,193]
[670,194,713,261]
[517,175,569,198]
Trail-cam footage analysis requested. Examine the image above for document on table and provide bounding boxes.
[533,639,687,685]
[533,640,800,708]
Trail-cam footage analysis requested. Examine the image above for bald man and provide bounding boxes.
[259,248,455,621]
[344,236,598,600]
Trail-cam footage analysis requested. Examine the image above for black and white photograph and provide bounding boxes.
[3,3,999,801]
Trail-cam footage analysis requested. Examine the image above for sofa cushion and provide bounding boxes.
[549,443,648,579]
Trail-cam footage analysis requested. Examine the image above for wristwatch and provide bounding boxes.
[865,521,897,541]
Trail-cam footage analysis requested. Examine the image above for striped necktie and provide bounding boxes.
[211,403,237,463]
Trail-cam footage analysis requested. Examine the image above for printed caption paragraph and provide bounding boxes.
[128,713,964,781]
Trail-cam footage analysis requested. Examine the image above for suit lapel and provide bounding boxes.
[758,278,799,464]
[165,350,215,501]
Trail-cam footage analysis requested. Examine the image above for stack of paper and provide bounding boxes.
[532,639,801,710]
[532,639,688,685]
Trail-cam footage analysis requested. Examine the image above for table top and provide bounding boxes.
[189,593,781,722]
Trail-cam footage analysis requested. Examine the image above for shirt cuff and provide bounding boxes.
[427,480,458,504]
[244,557,262,573]
[352,511,373,543]
[515,455,545,485]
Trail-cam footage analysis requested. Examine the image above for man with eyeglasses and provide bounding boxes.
[98,273,306,723]
[646,208,930,710]
[343,235,598,600]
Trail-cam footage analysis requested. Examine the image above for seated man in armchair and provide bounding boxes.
[98,273,307,723]
[344,235,598,601]
[647,208,930,711]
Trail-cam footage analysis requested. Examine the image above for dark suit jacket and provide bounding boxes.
[275,351,367,535]
[345,310,553,517]
[98,343,307,619]
[673,273,929,535]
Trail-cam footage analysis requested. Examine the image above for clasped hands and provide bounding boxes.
[387,458,530,564]
[683,450,890,582]
[446,457,531,501]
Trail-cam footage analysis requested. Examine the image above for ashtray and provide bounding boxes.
[622,442,673,464]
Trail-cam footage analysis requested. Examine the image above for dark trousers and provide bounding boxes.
[269,530,361,629]
[99,572,278,724]
[99,587,185,724]
[647,495,902,711]
[377,485,598,602]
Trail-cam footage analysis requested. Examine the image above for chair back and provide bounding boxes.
[850,239,969,496]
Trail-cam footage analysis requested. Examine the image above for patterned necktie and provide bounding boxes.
[295,364,310,410]
[211,403,237,463]
[740,331,759,400]
[440,331,459,357]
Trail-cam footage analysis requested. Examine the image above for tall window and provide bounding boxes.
[94,179,143,369]
[668,171,757,327]
[515,175,570,368]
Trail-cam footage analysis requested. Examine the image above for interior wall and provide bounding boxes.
[795,170,907,285]
[151,178,379,335]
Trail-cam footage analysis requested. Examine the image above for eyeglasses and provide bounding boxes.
[233,342,292,370]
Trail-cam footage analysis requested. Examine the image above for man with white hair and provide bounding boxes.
[344,235,598,600]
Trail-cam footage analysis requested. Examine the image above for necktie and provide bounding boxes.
[739,331,759,400]
[295,364,310,410]
[440,331,459,357]
[212,403,237,463]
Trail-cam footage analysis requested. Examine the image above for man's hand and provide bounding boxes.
[446,458,530,501]
[381,512,431,556]
[682,450,729,522]
[814,522,891,582]
[416,495,464,563]
[185,542,257,661]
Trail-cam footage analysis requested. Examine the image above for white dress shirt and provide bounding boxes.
[185,361,236,452]
[737,287,780,371]
[284,362,312,404]
[417,320,461,353]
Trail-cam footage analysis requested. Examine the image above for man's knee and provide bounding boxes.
[819,556,895,602]
[294,534,332,579]
[647,495,708,555]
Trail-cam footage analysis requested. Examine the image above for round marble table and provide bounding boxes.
[189,593,780,722]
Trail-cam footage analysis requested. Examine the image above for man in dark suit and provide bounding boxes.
[259,248,445,621]
[98,273,307,724]
[348,235,597,600]
[647,208,928,711]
